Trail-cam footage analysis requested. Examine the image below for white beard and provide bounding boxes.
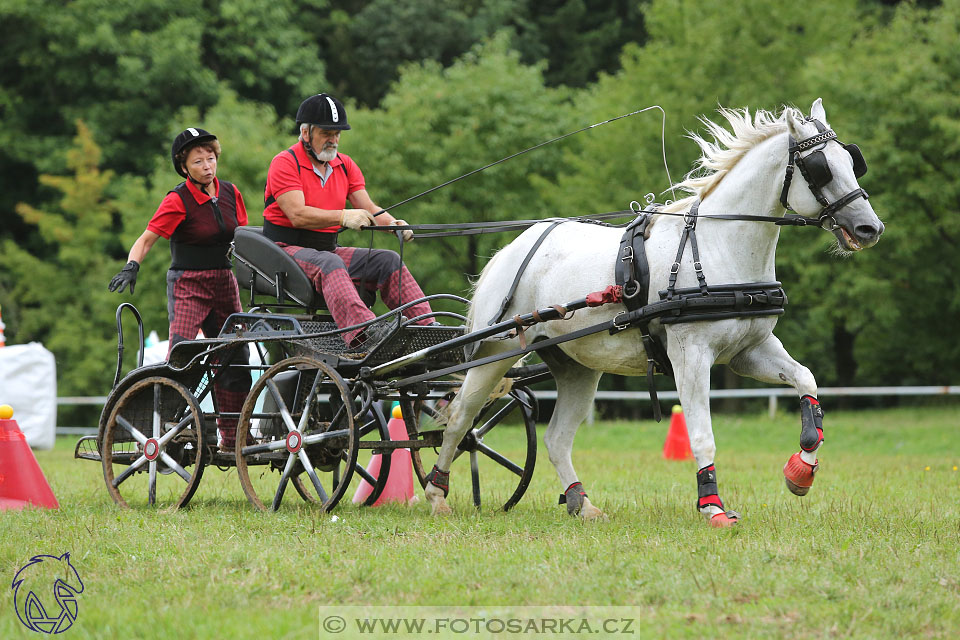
[315,144,338,162]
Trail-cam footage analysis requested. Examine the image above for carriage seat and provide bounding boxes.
[232,226,326,309]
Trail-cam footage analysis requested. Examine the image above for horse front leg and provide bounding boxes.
[729,333,822,496]
[424,353,518,516]
[668,337,740,527]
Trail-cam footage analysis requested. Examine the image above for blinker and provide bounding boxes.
[797,144,868,189]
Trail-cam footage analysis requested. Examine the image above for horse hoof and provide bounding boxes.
[709,511,740,528]
[580,505,608,521]
[428,498,453,516]
[783,452,817,496]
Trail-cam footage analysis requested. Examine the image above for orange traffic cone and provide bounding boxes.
[662,404,694,460]
[352,404,416,506]
[0,405,59,510]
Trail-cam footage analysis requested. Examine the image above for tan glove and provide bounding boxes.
[340,208,377,230]
[392,219,414,243]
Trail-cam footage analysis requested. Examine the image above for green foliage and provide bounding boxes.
[345,35,574,299]
[0,122,123,396]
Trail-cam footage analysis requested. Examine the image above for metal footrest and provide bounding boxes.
[74,435,102,462]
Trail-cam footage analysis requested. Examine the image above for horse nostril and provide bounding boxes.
[856,223,881,241]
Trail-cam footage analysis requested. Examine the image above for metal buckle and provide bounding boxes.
[693,261,703,272]
[621,246,634,262]
[612,312,632,331]
[622,280,641,299]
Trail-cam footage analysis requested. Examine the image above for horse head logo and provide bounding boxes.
[11,553,84,634]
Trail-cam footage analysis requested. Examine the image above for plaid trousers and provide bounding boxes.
[167,268,251,448]
[278,244,434,344]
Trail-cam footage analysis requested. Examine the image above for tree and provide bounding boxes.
[343,35,575,303]
[0,122,124,400]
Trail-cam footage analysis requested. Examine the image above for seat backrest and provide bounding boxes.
[233,227,325,308]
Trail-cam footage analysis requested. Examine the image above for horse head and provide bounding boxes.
[785,98,884,253]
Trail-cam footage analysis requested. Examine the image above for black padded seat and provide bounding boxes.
[233,226,326,309]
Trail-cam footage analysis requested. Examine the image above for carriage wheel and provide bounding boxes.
[235,356,362,512]
[101,377,206,510]
[407,386,538,511]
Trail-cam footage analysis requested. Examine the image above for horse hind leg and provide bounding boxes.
[539,347,605,520]
[424,350,520,515]
[728,334,823,496]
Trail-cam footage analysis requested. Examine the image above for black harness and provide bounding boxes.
[779,117,869,230]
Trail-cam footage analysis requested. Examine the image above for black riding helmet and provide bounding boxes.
[171,128,218,178]
[296,93,351,130]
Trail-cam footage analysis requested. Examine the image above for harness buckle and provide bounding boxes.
[669,263,680,275]
[612,312,632,331]
[621,246,634,262]
[693,261,703,272]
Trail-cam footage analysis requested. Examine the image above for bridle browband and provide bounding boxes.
[778,116,869,231]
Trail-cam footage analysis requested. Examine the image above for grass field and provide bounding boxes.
[1,404,959,639]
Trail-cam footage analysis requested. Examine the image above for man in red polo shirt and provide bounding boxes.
[263,93,436,347]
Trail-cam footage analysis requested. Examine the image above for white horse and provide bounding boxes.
[424,99,883,525]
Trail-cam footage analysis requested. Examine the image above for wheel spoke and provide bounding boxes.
[349,455,377,487]
[240,439,289,456]
[475,441,524,476]
[153,384,161,440]
[115,415,148,445]
[272,453,296,510]
[470,450,481,508]
[158,451,192,483]
[296,373,324,433]
[148,459,157,505]
[301,428,349,446]
[475,399,517,440]
[157,413,194,446]
[297,450,328,503]
[111,455,148,487]
[266,379,298,434]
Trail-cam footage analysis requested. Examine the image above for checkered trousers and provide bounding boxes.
[166,268,251,447]
[279,244,434,344]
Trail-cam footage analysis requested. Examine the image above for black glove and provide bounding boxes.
[108,261,140,294]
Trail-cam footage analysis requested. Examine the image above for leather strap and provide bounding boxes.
[489,220,565,325]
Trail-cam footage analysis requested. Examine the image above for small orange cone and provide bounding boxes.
[0,405,59,510]
[662,404,694,461]
[352,404,416,506]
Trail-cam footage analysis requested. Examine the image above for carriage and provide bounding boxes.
[75,225,543,512]
[77,99,883,524]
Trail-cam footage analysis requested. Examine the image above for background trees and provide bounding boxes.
[1,0,958,407]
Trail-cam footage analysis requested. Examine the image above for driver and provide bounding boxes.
[263,93,437,347]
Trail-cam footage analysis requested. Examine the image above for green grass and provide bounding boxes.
[2,405,959,639]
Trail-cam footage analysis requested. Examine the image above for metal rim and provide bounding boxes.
[101,376,206,510]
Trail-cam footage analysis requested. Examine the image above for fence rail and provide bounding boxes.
[55,385,960,435]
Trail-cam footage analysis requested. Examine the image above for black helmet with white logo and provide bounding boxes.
[171,128,218,178]
[296,93,351,130]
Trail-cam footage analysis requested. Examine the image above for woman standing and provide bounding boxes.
[109,128,250,450]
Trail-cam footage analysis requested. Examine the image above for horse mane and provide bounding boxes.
[660,105,802,214]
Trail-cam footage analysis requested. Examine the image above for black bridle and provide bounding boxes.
[778,117,869,230]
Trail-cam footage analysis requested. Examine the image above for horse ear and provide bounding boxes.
[786,108,803,138]
[810,98,826,122]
